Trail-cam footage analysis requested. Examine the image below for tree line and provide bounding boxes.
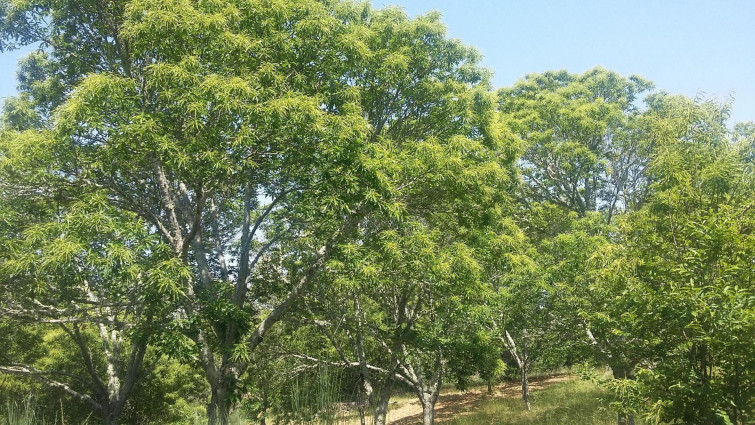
[0,1,753,424]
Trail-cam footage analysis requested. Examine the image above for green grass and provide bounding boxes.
[2,397,49,425]
[445,379,636,425]
[2,378,635,425]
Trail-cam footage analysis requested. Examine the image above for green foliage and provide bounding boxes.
[2,0,755,424]
[499,68,653,219]
[585,94,755,424]
[124,357,210,424]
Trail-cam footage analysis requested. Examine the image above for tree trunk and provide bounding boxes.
[617,412,627,425]
[372,395,391,425]
[421,397,437,425]
[356,383,366,425]
[207,387,231,425]
[521,366,531,411]
[102,410,119,425]
[487,379,493,394]
[101,399,125,425]
[369,358,397,425]
[612,366,635,425]
[412,365,443,425]
[504,329,531,411]
[358,405,366,425]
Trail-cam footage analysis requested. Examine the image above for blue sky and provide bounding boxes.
[1,1,753,123]
[380,0,755,124]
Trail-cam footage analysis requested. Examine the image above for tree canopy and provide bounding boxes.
[0,2,753,425]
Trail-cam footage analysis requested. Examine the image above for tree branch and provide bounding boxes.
[246,204,370,351]
[0,365,102,411]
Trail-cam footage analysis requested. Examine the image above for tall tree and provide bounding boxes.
[0,1,374,422]
[305,221,501,425]
[496,68,659,421]
[284,6,512,424]
[0,1,504,423]
[499,68,653,221]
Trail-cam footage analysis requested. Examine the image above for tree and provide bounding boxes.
[494,239,572,411]
[0,129,183,424]
[307,223,500,425]
[273,6,510,425]
[555,215,649,425]
[496,68,660,421]
[612,94,755,424]
[482,204,601,412]
[0,1,505,423]
[499,68,653,221]
[0,1,373,422]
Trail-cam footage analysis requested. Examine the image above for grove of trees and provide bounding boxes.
[0,1,753,425]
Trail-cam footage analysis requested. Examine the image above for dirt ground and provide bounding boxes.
[346,375,572,424]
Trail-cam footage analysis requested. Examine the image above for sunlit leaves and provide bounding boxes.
[585,95,755,423]
[500,68,653,218]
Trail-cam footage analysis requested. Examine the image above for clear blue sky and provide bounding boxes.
[380,0,755,124]
[1,1,753,123]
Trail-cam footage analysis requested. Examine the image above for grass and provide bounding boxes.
[444,379,635,425]
[2,397,49,425]
[2,376,633,425]
[188,410,249,425]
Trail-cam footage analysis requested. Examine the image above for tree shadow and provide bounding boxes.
[391,375,569,424]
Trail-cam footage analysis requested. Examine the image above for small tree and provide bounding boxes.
[0,131,183,424]
[614,95,755,424]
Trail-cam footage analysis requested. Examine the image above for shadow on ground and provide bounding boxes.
[390,375,570,424]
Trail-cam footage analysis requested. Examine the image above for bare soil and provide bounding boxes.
[347,375,572,424]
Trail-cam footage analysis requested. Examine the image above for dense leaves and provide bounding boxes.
[1,2,754,425]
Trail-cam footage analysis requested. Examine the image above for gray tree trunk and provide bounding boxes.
[367,357,397,425]
[102,409,119,425]
[357,394,366,425]
[207,386,231,425]
[521,366,531,411]
[504,329,531,411]
[421,395,437,425]
[372,395,391,425]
